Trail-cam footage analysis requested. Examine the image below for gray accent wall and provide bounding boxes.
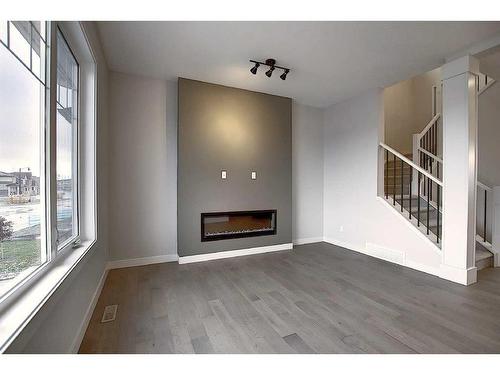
[178,78,292,256]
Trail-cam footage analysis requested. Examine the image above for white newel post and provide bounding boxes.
[492,187,500,267]
[440,55,479,285]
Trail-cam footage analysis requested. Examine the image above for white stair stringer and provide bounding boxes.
[381,196,441,250]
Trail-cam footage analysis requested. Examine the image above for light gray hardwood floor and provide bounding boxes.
[79,242,500,354]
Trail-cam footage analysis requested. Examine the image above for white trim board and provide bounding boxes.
[70,268,108,353]
[106,254,179,270]
[178,243,293,264]
[293,237,323,245]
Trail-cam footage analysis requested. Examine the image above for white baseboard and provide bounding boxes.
[439,264,477,285]
[323,236,477,285]
[323,237,365,255]
[178,243,293,264]
[70,268,108,353]
[293,237,323,245]
[404,259,441,278]
[106,254,179,270]
[325,237,406,266]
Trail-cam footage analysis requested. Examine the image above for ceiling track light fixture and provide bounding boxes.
[249,58,290,80]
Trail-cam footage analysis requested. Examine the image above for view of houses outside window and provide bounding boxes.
[0,22,46,295]
[0,22,80,297]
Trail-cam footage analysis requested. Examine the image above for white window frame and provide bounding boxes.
[54,25,81,253]
[0,21,97,353]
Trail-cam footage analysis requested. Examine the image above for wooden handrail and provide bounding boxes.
[417,147,443,164]
[380,142,443,186]
[417,113,440,141]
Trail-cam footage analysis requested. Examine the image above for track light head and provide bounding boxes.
[280,69,290,80]
[250,62,259,75]
[265,66,275,77]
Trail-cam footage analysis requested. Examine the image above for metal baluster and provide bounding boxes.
[437,184,440,244]
[429,124,434,153]
[423,151,427,197]
[429,159,433,201]
[484,189,488,242]
[417,172,421,227]
[400,158,404,212]
[432,121,437,155]
[385,149,388,199]
[409,166,412,219]
[427,177,430,235]
[393,153,396,206]
[434,122,438,156]
[430,123,433,156]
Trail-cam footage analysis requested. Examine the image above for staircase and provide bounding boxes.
[380,73,496,269]
[382,145,442,247]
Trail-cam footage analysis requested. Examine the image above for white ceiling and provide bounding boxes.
[97,21,500,107]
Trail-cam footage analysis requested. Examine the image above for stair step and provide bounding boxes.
[476,242,494,271]
[385,176,412,182]
[476,241,494,271]
[385,166,412,173]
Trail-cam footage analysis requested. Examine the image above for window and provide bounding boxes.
[56,30,79,249]
[0,21,93,302]
[0,22,47,297]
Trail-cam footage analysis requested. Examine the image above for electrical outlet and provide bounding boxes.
[221,170,227,179]
[251,171,257,180]
[339,225,344,232]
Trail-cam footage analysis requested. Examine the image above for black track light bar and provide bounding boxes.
[249,58,290,78]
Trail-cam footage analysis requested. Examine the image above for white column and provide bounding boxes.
[492,186,500,267]
[440,55,479,285]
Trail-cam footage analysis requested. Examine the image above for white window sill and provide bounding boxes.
[0,238,97,353]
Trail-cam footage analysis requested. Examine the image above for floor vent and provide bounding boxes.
[101,304,118,323]
[365,242,405,265]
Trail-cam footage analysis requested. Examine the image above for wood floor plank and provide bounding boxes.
[79,243,500,354]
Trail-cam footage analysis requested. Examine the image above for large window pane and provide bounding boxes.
[0,40,46,297]
[0,22,7,44]
[56,30,78,248]
[9,22,31,68]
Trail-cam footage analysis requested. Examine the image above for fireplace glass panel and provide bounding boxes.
[201,210,276,241]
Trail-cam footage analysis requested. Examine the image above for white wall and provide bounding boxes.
[476,52,500,243]
[323,89,442,273]
[384,68,441,154]
[108,72,177,262]
[292,103,324,243]
[6,22,109,353]
[478,64,500,187]
[107,76,324,257]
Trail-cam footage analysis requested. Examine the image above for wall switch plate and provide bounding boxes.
[251,171,257,180]
[221,170,227,179]
[339,225,344,232]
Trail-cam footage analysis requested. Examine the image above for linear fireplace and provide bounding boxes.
[201,210,277,241]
